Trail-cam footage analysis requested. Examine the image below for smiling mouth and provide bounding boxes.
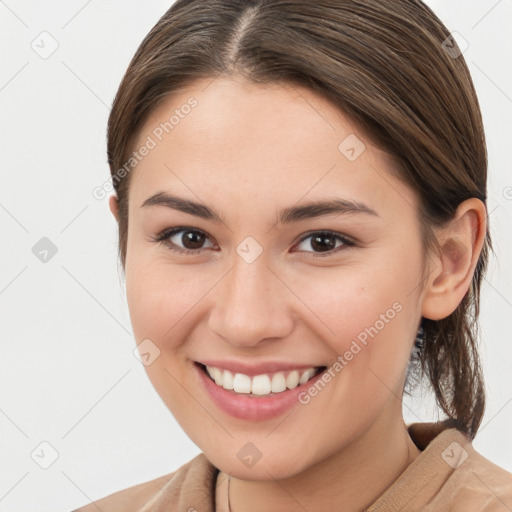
[196,362,328,397]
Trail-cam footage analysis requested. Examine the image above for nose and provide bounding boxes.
[207,252,295,348]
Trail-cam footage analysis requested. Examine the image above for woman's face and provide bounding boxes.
[120,77,430,478]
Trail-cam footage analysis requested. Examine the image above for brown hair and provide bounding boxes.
[106,0,493,440]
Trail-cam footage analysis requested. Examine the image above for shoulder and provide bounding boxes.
[70,472,176,512]
[71,453,216,512]
[440,441,512,511]
[404,422,512,511]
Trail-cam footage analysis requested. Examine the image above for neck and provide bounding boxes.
[216,412,421,512]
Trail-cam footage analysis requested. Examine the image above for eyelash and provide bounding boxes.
[151,226,357,258]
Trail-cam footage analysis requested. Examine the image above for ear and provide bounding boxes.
[109,194,120,223]
[421,198,487,321]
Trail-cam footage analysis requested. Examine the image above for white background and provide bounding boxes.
[1,1,511,511]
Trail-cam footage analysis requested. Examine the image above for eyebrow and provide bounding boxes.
[141,191,379,224]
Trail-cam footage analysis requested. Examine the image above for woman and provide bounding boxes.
[73,0,512,510]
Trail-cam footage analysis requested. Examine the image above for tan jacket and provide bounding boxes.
[72,421,512,511]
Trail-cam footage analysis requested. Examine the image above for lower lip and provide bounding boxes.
[194,362,327,422]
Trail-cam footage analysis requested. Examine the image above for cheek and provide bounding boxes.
[289,263,400,337]
[125,258,213,346]
[291,257,418,382]
[124,259,203,414]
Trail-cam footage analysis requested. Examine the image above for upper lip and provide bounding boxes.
[196,359,326,377]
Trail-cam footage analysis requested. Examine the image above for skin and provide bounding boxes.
[109,77,486,512]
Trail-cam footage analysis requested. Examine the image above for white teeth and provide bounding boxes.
[299,368,316,385]
[211,367,223,386]
[233,373,252,393]
[223,370,234,390]
[286,370,300,389]
[251,374,272,395]
[271,373,286,393]
[205,365,321,396]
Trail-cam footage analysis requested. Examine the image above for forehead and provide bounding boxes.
[128,77,417,220]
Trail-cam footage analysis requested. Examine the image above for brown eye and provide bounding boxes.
[154,227,216,254]
[294,231,355,256]
[179,230,206,250]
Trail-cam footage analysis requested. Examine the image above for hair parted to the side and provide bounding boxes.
[106,0,494,441]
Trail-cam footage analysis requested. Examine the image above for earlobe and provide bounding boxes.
[421,198,486,321]
[109,194,120,223]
